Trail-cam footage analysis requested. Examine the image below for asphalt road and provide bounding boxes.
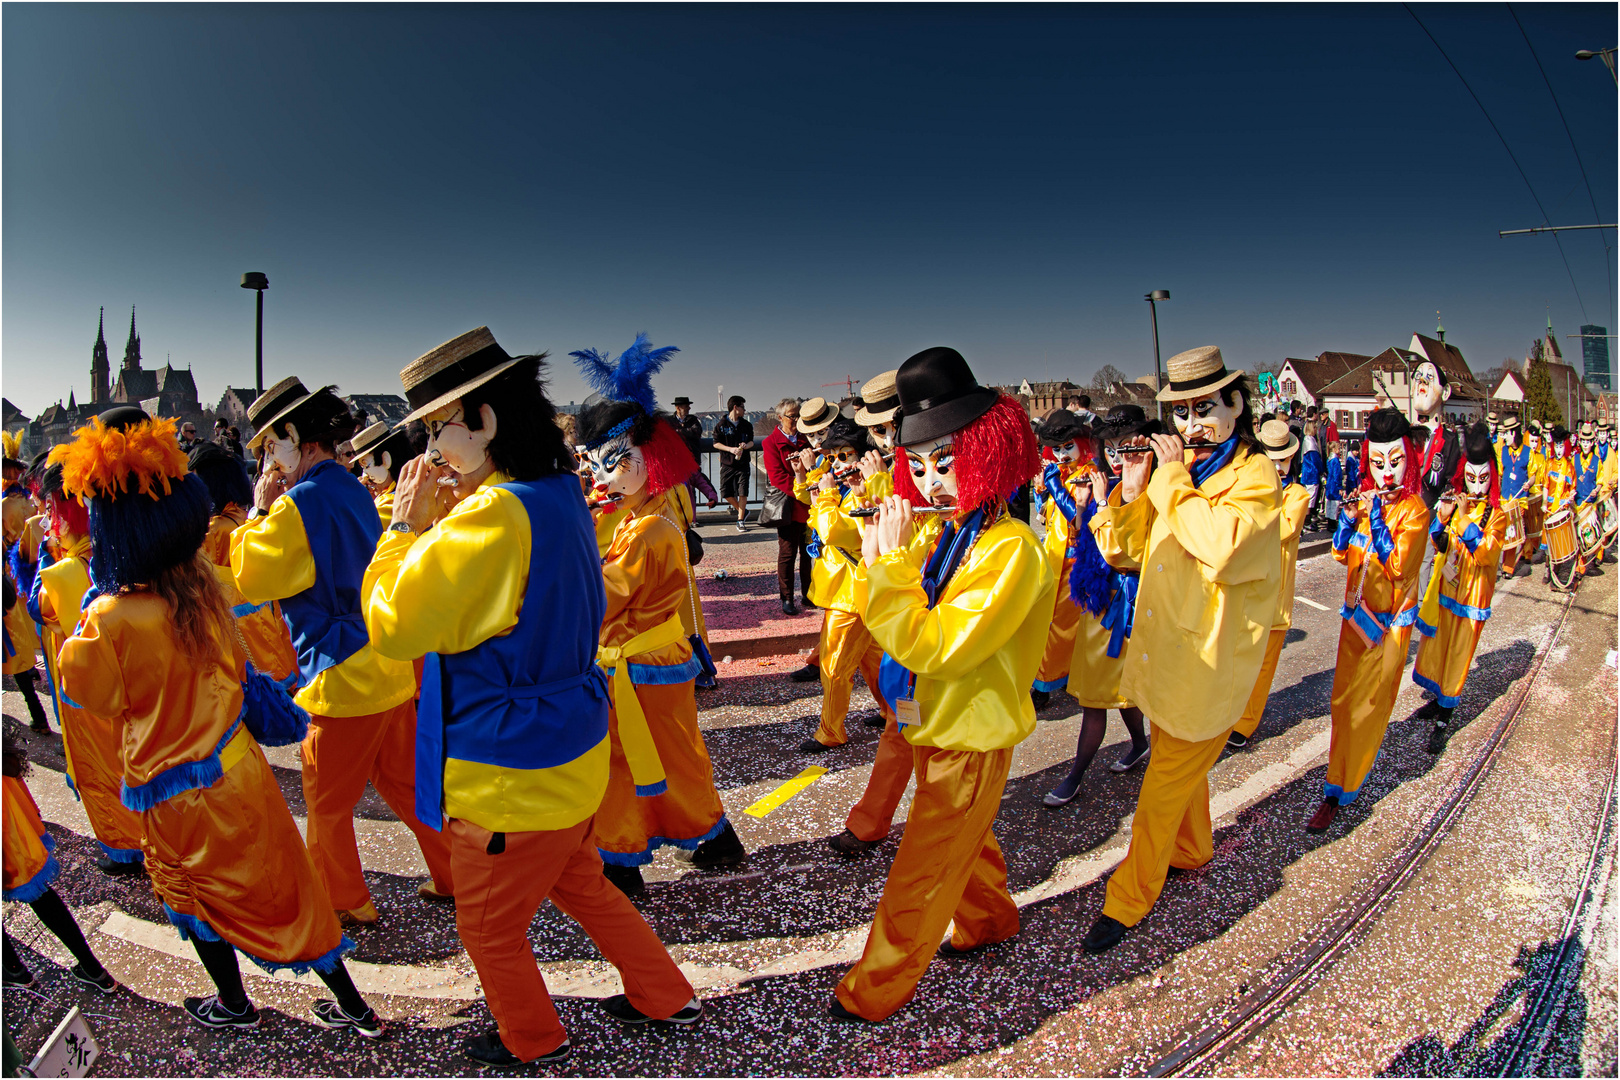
[2,545,1614,1076]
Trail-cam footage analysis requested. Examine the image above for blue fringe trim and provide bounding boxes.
[1069,498,1111,616]
[634,779,669,797]
[1032,676,1069,693]
[1322,782,1361,807]
[96,840,145,864]
[231,600,270,617]
[602,655,704,686]
[1415,615,1438,639]
[163,903,356,975]
[1412,671,1460,709]
[598,815,728,867]
[4,846,60,903]
[121,720,239,812]
[1439,594,1491,622]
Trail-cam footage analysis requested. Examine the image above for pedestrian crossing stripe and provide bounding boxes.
[744,767,829,817]
[1295,596,1330,611]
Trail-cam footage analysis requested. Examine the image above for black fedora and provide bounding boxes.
[1036,408,1088,446]
[893,347,999,447]
[671,396,693,407]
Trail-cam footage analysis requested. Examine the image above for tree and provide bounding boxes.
[1524,358,1563,428]
[1090,364,1129,390]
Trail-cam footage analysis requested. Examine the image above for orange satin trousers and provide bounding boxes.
[301,700,455,910]
[836,745,1018,1020]
[812,608,893,747]
[448,815,694,1062]
[1230,627,1287,740]
[844,712,913,843]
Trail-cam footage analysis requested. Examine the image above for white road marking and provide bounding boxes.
[1295,596,1331,612]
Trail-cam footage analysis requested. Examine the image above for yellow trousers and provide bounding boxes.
[1230,627,1287,740]
[812,608,892,747]
[1326,620,1412,804]
[836,745,1018,1020]
[1413,611,1486,708]
[845,713,914,843]
[1102,726,1228,927]
[1034,579,1082,692]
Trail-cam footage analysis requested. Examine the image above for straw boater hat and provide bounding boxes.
[246,377,325,450]
[1487,410,1499,423]
[1499,413,1520,432]
[1579,420,1596,438]
[399,326,525,425]
[797,396,838,434]
[1156,346,1244,402]
[855,370,901,426]
[1257,418,1300,460]
[348,421,409,462]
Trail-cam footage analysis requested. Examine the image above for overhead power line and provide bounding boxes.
[1403,4,1590,321]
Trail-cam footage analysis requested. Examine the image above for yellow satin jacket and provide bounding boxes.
[1334,492,1430,625]
[1271,481,1314,630]
[1543,457,1577,516]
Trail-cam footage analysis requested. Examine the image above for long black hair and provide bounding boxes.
[460,356,575,482]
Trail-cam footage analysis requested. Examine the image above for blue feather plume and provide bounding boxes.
[569,333,679,418]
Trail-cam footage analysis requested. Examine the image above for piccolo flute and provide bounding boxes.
[847,505,955,518]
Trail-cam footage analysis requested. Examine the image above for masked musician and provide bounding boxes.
[1575,422,1602,507]
[571,336,744,897]
[1413,423,1505,754]
[1411,360,1459,510]
[1080,347,1281,953]
[1311,408,1430,834]
[349,421,419,520]
[1227,419,1315,750]
[1495,415,1531,578]
[1543,425,1578,520]
[1486,411,1500,443]
[232,379,454,923]
[831,347,1052,1022]
[1029,409,1099,709]
[1044,405,1157,808]
[2,439,48,735]
[1524,421,1549,563]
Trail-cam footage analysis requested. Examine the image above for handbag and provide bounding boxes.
[240,663,310,747]
[686,528,704,567]
[757,487,791,529]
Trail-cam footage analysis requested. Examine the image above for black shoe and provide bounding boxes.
[1082,914,1129,954]
[1030,689,1050,710]
[828,829,881,856]
[3,964,36,991]
[861,712,887,728]
[782,599,799,616]
[936,939,989,958]
[311,999,384,1038]
[1225,731,1249,749]
[828,999,873,1023]
[799,737,834,754]
[1427,722,1451,755]
[801,595,817,611]
[601,994,703,1025]
[690,821,747,869]
[1109,742,1150,773]
[603,863,645,896]
[1415,699,1442,720]
[184,995,260,1030]
[1305,798,1340,834]
[71,963,118,995]
[96,854,144,876]
[788,663,820,683]
[466,1031,569,1067]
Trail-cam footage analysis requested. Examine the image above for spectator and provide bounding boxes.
[761,397,813,615]
[224,426,245,461]
[213,417,230,444]
[712,395,755,530]
[1068,394,1098,427]
[671,397,718,509]
[178,421,200,452]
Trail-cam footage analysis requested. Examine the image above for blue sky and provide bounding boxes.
[4,3,1615,416]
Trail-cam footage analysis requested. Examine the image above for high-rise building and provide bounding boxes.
[1580,324,1611,392]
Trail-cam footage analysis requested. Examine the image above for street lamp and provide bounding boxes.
[1145,290,1170,418]
[1575,48,1617,84]
[240,272,269,397]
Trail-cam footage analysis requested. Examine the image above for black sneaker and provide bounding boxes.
[311,999,384,1038]
[603,863,645,897]
[788,663,820,683]
[1225,731,1249,750]
[828,829,881,856]
[71,964,118,995]
[799,737,834,754]
[1030,689,1050,710]
[1427,722,1451,755]
[601,994,703,1025]
[3,965,36,991]
[690,821,747,870]
[95,854,145,876]
[781,599,799,616]
[861,712,887,729]
[465,1031,570,1067]
[184,995,260,1029]
[1081,914,1129,954]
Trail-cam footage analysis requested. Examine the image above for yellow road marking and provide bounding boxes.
[744,767,828,818]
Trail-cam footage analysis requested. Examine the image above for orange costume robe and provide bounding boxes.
[1231,479,1314,739]
[33,536,146,863]
[1034,462,1098,693]
[201,504,247,569]
[3,498,41,677]
[595,488,728,865]
[58,593,351,973]
[201,512,300,687]
[1326,492,1430,804]
[3,775,60,902]
[1413,499,1505,708]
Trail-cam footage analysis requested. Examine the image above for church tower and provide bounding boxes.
[123,306,142,371]
[90,307,110,405]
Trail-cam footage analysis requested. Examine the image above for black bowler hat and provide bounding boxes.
[671,396,693,407]
[97,405,152,431]
[893,346,999,447]
[1036,408,1088,446]
[1464,422,1494,465]
[1364,407,1411,444]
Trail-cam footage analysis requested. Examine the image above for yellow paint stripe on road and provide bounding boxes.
[1295,596,1330,611]
[744,767,828,817]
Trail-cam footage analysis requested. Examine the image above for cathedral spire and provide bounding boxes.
[90,306,110,405]
[123,306,142,372]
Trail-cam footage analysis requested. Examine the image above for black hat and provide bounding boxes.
[1091,404,1164,442]
[893,347,999,447]
[98,405,151,431]
[1464,422,1494,466]
[1036,408,1088,446]
[820,416,869,453]
[1364,407,1411,444]
[671,396,693,407]
[1551,425,1570,443]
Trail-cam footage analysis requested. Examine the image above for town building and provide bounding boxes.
[1274,352,1371,411]
[1315,329,1485,434]
[343,393,412,428]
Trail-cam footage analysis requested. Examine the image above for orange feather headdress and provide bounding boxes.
[50,415,190,503]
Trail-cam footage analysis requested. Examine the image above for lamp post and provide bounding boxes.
[1145,289,1170,419]
[240,272,269,397]
[1575,48,1617,85]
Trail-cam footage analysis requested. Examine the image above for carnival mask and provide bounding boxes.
[358,450,392,491]
[1050,439,1082,464]
[1171,389,1242,453]
[1367,439,1407,492]
[425,402,495,475]
[1529,433,1542,454]
[805,429,827,450]
[1553,440,1568,460]
[1102,436,1151,477]
[1411,362,1451,418]
[867,421,894,450]
[586,434,648,499]
[262,425,302,476]
[904,435,957,507]
[1579,436,1594,455]
[1463,462,1491,497]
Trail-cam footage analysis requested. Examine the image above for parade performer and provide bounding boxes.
[1413,423,1505,753]
[831,346,1053,1022]
[1324,440,1346,523]
[3,441,49,735]
[1543,426,1577,519]
[1080,348,1281,953]
[2,728,119,993]
[25,464,146,872]
[801,417,896,752]
[1042,404,1157,807]
[1524,421,1549,562]
[362,328,699,1066]
[1308,408,1430,834]
[348,421,419,520]
[1575,422,1602,508]
[1227,419,1315,750]
[188,442,252,568]
[232,379,454,921]
[571,335,745,896]
[1496,415,1531,578]
[56,406,381,1034]
[1029,409,1098,709]
[1412,359,1459,510]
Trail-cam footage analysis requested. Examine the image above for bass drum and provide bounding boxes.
[1599,495,1618,546]
[1578,503,1603,563]
[1545,508,1580,592]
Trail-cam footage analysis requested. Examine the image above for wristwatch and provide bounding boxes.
[388,521,415,535]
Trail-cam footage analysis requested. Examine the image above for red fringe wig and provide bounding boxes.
[638,417,699,500]
[891,453,924,504]
[949,394,1043,522]
[1358,436,1423,499]
[1450,454,1501,510]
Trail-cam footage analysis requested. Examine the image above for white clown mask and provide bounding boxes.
[585,435,648,500]
[425,403,494,475]
[904,435,957,507]
[1102,436,1152,477]
[867,421,894,451]
[359,450,392,491]
[1463,461,1491,497]
[1529,433,1542,454]
[1170,388,1243,453]
[1553,440,1568,460]
[1579,436,1594,455]
[1367,438,1408,493]
[1411,362,1451,419]
[1050,439,1082,465]
[262,426,302,477]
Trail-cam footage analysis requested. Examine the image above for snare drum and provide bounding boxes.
[1600,496,1618,545]
[1500,502,1526,576]
[1545,508,1580,591]
[1578,503,1603,561]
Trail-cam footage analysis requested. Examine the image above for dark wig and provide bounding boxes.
[88,473,212,590]
[820,417,870,454]
[274,387,359,454]
[187,442,253,514]
[575,399,698,498]
[459,355,576,482]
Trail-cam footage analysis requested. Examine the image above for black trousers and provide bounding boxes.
[776,521,814,601]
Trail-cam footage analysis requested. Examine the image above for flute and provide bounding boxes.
[848,505,954,518]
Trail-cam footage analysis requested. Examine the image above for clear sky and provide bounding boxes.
[4,3,1615,417]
